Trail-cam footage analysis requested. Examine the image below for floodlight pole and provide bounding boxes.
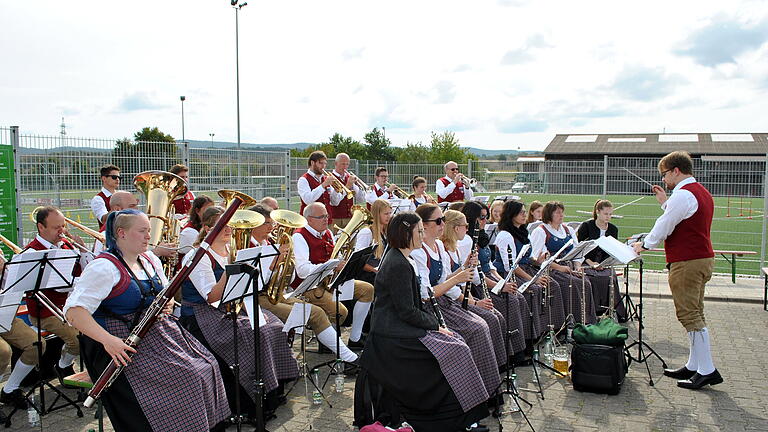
[180,95,186,142]
[233,2,246,185]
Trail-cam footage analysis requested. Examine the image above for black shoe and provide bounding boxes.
[343,358,360,376]
[0,389,28,409]
[55,364,78,389]
[347,337,366,351]
[317,343,332,354]
[663,365,696,380]
[677,369,723,390]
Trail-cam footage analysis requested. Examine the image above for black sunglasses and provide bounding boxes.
[478,215,487,220]
[449,168,459,171]
[424,216,445,225]
[104,174,121,180]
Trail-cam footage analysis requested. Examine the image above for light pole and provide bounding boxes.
[232,0,247,183]
[180,96,186,142]
[209,133,215,146]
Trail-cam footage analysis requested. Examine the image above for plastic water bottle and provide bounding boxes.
[508,373,520,412]
[334,364,345,393]
[27,394,40,427]
[310,369,322,405]
[532,349,540,383]
[541,334,555,367]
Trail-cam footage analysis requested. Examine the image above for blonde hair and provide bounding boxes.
[441,210,466,252]
[193,206,225,247]
[489,200,504,223]
[526,200,543,224]
[370,199,392,259]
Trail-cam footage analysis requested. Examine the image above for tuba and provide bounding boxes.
[228,209,265,263]
[218,189,258,209]
[134,171,188,277]
[317,205,372,292]
[265,209,307,304]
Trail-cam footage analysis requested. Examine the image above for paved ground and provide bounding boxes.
[4,272,768,431]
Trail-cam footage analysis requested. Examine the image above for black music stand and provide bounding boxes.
[312,246,374,388]
[0,250,83,427]
[556,240,597,330]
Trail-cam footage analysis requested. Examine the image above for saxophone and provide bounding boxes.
[317,205,371,292]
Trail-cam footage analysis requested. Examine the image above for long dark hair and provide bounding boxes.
[499,200,529,245]
[462,201,489,248]
[188,196,214,230]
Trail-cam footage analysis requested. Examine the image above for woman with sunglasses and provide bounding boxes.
[354,199,392,285]
[408,176,437,211]
[357,211,490,432]
[494,200,566,337]
[180,206,299,423]
[64,209,230,432]
[412,205,501,406]
[529,201,597,325]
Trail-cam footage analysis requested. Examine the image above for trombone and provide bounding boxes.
[323,170,355,199]
[30,206,106,245]
[0,233,22,255]
[346,170,370,193]
[385,183,409,199]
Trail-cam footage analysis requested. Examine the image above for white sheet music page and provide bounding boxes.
[596,236,639,264]
[242,294,267,330]
[282,302,313,334]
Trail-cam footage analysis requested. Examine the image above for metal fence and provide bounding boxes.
[2,126,766,276]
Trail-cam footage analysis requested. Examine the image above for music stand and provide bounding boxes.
[0,250,83,426]
[312,246,374,388]
[390,199,411,215]
[594,236,640,320]
[556,240,597,328]
[437,202,450,212]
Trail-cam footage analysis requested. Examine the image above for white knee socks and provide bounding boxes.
[4,359,34,393]
[349,301,371,342]
[317,327,358,362]
[693,327,716,375]
[59,351,77,369]
[684,331,697,371]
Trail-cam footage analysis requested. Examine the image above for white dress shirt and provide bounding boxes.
[435,177,473,201]
[529,223,580,262]
[184,248,228,300]
[457,236,481,284]
[643,177,700,249]
[366,183,394,205]
[178,226,200,255]
[354,227,373,252]
[90,187,113,223]
[65,251,166,316]
[297,170,343,207]
[292,225,333,279]
[332,169,365,203]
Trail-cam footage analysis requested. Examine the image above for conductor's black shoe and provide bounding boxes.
[677,370,723,390]
[343,358,360,376]
[55,364,78,389]
[347,337,365,351]
[663,365,696,380]
[317,343,332,354]
[0,389,28,409]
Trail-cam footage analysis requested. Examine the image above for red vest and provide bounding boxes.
[330,171,354,219]
[368,184,389,211]
[437,177,466,203]
[664,182,714,263]
[173,190,195,215]
[96,191,112,229]
[290,227,334,289]
[24,238,82,318]
[299,172,334,226]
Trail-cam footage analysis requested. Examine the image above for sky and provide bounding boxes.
[2,0,768,151]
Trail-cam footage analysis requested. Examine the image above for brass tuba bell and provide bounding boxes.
[266,209,306,305]
[227,209,265,263]
[218,189,258,209]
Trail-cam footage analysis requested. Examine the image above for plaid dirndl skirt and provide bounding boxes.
[549,269,597,324]
[487,292,527,353]
[418,330,490,413]
[467,304,508,365]
[437,296,501,397]
[519,264,566,333]
[103,314,230,432]
[192,303,299,396]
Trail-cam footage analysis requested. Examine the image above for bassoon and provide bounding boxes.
[83,197,243,408]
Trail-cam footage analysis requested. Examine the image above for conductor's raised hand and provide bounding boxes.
[652,184,667,205]
[631,241,645,254]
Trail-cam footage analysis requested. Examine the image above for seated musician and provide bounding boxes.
[525,200,543,224]
[178,196,215,257]
[493,200,566,334]
[436,161,473,203]
[292,203,374,351]
[529,201,597,325]
[22,206,85,386]
[248,204,360,370]
[94,190,138,254]
[408,176,436,211]
[365,167,399,209]
[260,196,279,210]
[180,206,298,420]
[91,164,120,230]
[576,199,628,321]
[353,199,391,285]
[169,164,195,217]
[65,209,230,432]
[330,153,366,229]
[357,211,490,432]
[297,151,343,226]
[410,205,502,399]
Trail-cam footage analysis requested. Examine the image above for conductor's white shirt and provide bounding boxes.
[642,177,699,249]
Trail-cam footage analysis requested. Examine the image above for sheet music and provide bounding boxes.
[0,289,24,331]
[281,302,313,334]
[286,259,340,299]
[337,279,355,301]
[595,236,640,265]
[558,240,597,262]
[492,244,531,295]
[484,223,497,236]
[222,269,253,304]
[1,249,78,294]
[242,294,267,329]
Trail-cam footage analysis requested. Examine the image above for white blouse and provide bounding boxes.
[529,223,581,263]
[184,248,228,300]
[64,251,167,316]
[411,240,462,300]
[178,226,200,255]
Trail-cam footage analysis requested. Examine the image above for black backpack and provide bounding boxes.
[570,342,628,395]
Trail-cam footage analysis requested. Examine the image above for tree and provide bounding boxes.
[134,127,175,143]
[395,141,430,163]
[113,127,180,174]
[428,131,475,164]
[363,127,395,161]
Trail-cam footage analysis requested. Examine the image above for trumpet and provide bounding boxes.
[459,175,478,188]
[30,206,106,244]
[346,170,370,193]
[323,170,354,199]
[385,183,409,199]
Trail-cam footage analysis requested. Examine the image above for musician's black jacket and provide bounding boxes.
[371,247,439,338]
[576,219,619,264]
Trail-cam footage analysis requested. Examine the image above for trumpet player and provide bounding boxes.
[297,151,344,227]
[365,167,399,209]
[330,153,366,230]
[437,161,473,203]
[248,204,361,369]
[21,206,85,389]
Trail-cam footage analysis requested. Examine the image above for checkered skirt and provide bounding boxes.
[437,296,501,398]
[418,330,490,412]
[192,303,299,397]
[549,269,598,324]
[489,290,529,350]
[104,315,230,432]
[519,264,566,333]
[467,304,509,365]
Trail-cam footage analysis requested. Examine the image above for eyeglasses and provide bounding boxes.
[423,216,445,225]
[308,214,329,219]
[449,168,459,172]
[660,169,671,178]
[479,215,487,220]
[105,175,121,180]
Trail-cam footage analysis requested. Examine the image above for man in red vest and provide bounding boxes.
[364,167,400,209]
[297,151,343,227]
[91,164,120,229]
[633,151,722,390]
[291,203,374,352]
[170,163,195,217]
[330,153,365,231]
[22,206,84,389]
[436,160,473,203]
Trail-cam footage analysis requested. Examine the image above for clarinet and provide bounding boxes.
[461,221,479,309]
[83,197,244,408]
[426,285,447,328]
[477,254,491,300]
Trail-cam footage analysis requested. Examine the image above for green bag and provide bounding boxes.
[572,317,628,345]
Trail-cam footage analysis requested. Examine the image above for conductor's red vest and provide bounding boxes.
[290,228,334,289]
[299,173,334,226]
[664,182,714,263]
[437,177,466,203]
[24,238,81,319]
